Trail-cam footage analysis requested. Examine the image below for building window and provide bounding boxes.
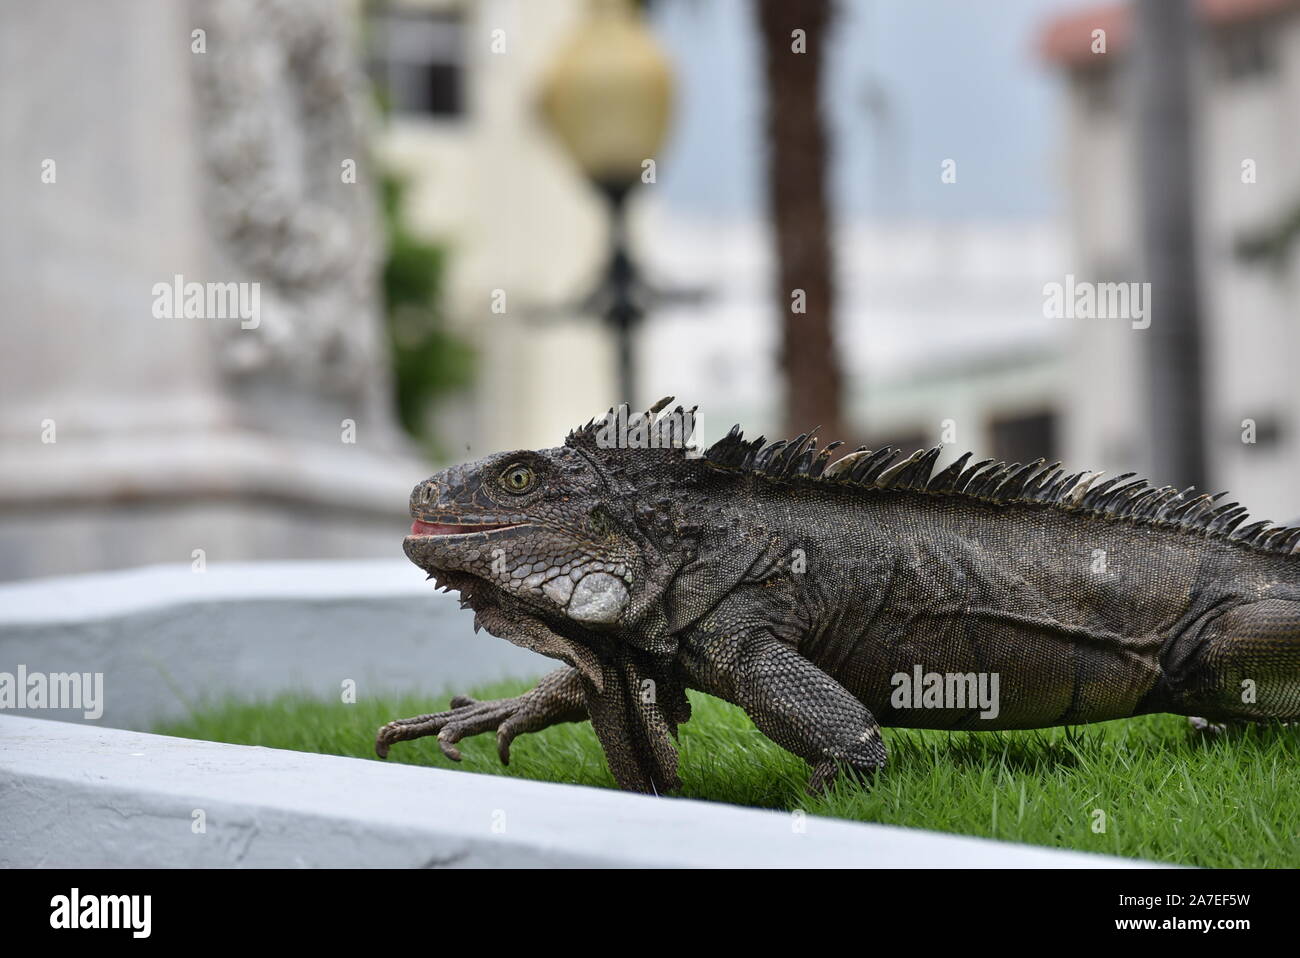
[368,7,465,118]
[1216,24,1277,82]
[989,410,1057,465]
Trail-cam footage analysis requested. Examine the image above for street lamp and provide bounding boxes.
[540,0,674,406]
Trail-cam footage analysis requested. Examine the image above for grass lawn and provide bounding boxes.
[155,680,1300,867]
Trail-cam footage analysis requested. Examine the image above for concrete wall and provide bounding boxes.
[0,716,1153,867]
[0,559,548,730]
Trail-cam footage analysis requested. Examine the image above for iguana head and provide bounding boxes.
[404,444,645,626]
[404,398,710,635]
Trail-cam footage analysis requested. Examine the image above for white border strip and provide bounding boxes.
[0,717,1154,868]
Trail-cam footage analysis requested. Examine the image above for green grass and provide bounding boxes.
[155,681,1300,867]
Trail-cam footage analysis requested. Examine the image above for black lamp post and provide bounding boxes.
[540,0,674,407]
[600,180,640,406]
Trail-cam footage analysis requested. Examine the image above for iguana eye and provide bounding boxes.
[500,464,535,493]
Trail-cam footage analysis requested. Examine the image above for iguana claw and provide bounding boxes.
[374,668,588,764]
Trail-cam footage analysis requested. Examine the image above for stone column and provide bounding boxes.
[0,0,427,579]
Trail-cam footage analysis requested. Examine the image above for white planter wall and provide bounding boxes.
[0,560,548,729]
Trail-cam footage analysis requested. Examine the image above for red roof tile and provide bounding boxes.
[1041,0,1300,66]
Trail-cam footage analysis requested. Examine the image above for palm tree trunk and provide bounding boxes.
[755,0,845,443]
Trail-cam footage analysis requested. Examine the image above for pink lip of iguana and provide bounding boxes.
[408,519,523,537]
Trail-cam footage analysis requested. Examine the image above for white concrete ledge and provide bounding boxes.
[0,560,1163,867]
[0,717,1153,868]
[0,560,547,729]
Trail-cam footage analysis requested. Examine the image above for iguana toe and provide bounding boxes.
[374,668,589,765]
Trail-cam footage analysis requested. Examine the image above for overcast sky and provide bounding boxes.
[651,0,1090,222]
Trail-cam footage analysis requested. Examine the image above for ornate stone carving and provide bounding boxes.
[190,0,385,395]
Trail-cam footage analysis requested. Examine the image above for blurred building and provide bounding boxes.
[8,0,1203,580]
[638,211,1069,463]
[1043,0,1300,520]
[369,0,1073,468]
[365,0,622,455]
[0,0,424,580]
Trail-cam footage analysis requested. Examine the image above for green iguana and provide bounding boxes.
[376,399,1300,793]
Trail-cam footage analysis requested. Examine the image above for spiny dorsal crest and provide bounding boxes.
[703,425,1300,558]
[566,396,702,457]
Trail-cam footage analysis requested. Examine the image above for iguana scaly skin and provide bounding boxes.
[377,399,1300,794]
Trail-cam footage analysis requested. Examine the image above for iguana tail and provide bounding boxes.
[1167,599,1300,721]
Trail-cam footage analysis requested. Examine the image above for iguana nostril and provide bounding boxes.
[410,480,440,508]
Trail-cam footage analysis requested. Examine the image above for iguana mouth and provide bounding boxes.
[408,519,524,537]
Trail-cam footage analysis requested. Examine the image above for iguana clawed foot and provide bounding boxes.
[375,667,588,764]
[807,757,883,794]
[375,695,506,762]
[1187,715,1296,735]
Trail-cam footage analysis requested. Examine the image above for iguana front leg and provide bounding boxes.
[375,667,586,764]
[681,626,887,792]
